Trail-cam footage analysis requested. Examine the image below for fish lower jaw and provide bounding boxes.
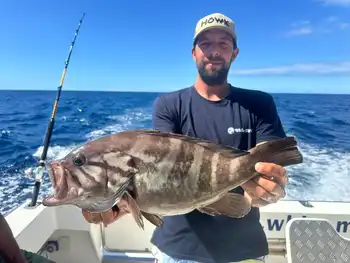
[53,187,67,200]
[41,186,74,205]
[41,192,64,202]
[42,193,54,202]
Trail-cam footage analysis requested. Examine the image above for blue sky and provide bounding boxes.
[0,0,349,94]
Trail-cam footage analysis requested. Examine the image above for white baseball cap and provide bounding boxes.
[193,13,237,46]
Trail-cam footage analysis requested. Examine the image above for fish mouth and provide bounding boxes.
[45,161,68,200]
[42,191,78,207]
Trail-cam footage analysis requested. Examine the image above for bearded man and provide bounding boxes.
[82,13,288,263]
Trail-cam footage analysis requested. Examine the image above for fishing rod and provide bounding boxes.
[28,13,86,207]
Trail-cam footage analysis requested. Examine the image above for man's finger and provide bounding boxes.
[244,191,270,207]
[253,176,286,197]
[101,210,118,226]
[242,179,285,203]
[82,210,103,224]
[255,162,288,185]
[82,210,93,223]
[91,212,103,224]
[245,192,270,207]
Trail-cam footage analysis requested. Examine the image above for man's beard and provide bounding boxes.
[196,58,231,86]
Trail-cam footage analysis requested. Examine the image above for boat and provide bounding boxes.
[5,198,350,263]
[4,13,349,263]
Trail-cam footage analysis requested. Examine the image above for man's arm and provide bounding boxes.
[255,93,286,144]
[152,95,179,133]
[0,213,27,263]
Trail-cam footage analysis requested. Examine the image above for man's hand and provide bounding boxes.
[82,196,133,226]
[242,162,288,207]
[82,206,120,227]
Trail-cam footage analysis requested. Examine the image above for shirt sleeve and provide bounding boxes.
[152,95,179,133]
[255,93,286,144]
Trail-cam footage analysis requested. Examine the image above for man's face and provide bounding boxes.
[192,28,237,86]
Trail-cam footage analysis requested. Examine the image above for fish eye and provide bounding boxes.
[73,154,86,166]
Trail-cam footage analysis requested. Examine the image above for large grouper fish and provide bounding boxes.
[42,129,303,229]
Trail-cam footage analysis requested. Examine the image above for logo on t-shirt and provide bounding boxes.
[227,127,252,135]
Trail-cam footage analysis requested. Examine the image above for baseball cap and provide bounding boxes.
[193,13,237,46]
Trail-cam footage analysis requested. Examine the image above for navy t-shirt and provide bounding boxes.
[150,85,286,263]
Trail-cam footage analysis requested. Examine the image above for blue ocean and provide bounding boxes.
[0,90,349,216]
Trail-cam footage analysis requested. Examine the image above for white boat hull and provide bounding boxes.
[5,199,350,263]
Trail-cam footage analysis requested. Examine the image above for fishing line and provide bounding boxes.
[28,13,86,207]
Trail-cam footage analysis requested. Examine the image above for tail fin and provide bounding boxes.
[249,137,303,167]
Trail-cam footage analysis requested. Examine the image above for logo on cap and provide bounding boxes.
[200,16,231,28]
[193,13,236,42]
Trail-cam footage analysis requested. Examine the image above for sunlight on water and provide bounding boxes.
[0,91,349,216]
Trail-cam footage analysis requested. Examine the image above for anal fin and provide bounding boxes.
[198,193,251,218]
[141,211,163,227]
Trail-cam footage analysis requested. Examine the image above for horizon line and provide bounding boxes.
[0,89,349,96]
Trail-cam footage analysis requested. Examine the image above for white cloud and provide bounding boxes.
[318,0,350,6]
[231,61,350,75]
[284,16,349,36]
[285,27,313,36]
[338,22,350,29]
[291,20,311,27]
[285,20,313,37]
[324,15,350,29]
[326,16,339,22]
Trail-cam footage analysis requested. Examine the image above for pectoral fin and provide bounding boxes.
[198,193,251,218]
[141,211,163,227]
[124,191,144,229]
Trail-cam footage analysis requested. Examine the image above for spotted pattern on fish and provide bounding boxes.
[197,150,213,193]
[215,156,232,186]
[127,133,173,165]
[134,137,182,194]
[186,145,205,197]
[210,152,220,189]
[89,154,140,192]
[80,164,104,183]
[50,129,252,205]
[42,129,303,217]
[135,130,248,159]
[169,138,194,188]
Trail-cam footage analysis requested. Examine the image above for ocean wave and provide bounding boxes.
[285,141,350,201]
[0,91,349,216]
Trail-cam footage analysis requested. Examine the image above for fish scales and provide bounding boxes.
[68,131,170,193]
[133,134,252,213]
[42,129,304,223]
[133,136,194,202]
[103,130,252,207]
[126,133,173,164]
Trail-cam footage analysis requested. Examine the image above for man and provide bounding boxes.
[83,12,288,263]
[0,212,56,263]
